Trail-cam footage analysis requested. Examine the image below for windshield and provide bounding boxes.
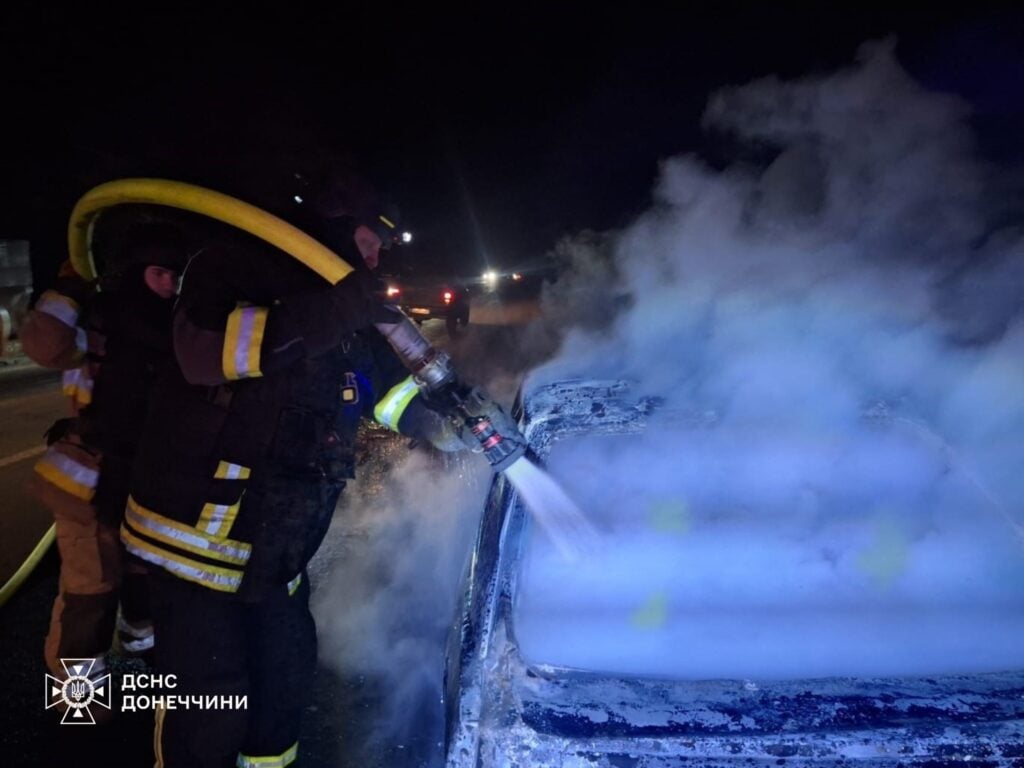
[513,423,1024,681]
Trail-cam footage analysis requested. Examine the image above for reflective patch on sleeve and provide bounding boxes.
[61,369,77,396]
[287,573,302,597]
[33,447,99,500]
[214,460,251,480]
[62,367,94,406]
[373,375,420,432]
[36,290,80,328]
[222,305,268,380]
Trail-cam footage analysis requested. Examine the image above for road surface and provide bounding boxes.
[0,357,64,578]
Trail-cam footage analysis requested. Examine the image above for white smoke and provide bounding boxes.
[519,39,1024,680]
[312,37,1024,762]
[312,442,490,763]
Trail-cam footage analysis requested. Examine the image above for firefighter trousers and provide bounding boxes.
[149,568,316,768]
[31,440,151,676]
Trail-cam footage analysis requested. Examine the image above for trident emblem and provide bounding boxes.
[45,658,112,724]
[68,678,89,703]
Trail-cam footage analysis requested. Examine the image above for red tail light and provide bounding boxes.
[443,290,453,305]
[386,286,401,298]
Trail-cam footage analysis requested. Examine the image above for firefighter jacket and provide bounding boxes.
[22,263,174,513]
[122,242,440,600]
[21,261,98,414]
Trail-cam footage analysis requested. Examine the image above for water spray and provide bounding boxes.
[374,310,598,558]
[892,416,1024,549]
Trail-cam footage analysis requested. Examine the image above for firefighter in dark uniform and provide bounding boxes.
[122,190,462,767]
[21,222,187,683]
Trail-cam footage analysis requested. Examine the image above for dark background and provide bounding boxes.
[2,4,1022,288]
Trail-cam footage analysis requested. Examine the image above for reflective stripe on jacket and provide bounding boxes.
[121,495,250,594]
[129,247,423,599]
[33,441,100,501]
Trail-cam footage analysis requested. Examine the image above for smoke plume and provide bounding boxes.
[313,37,1024,762]
[519,39,1024,680]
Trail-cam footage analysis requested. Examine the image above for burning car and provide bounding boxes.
[443,379,1024,767]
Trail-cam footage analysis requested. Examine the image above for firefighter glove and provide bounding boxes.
[421,411,481,453]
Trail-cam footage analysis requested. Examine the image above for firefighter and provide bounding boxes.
[122,179,463,767]
[21,221,189,682]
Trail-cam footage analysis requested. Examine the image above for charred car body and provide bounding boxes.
[443,380,1024,767]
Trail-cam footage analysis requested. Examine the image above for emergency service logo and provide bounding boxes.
[44,658,112,724]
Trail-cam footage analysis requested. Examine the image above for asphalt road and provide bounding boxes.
[0,291,544,767]
[0,358,64,577]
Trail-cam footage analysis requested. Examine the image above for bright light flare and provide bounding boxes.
[386,286,401,298]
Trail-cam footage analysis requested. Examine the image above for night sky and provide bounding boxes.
[2,5,1022,287]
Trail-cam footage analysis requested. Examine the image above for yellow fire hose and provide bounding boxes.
[0,526,56,608]
[1,178,356,608]
[68,178,353,282]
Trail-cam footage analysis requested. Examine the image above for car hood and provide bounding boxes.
[500,660,1024,765]
[446,381,1024,767]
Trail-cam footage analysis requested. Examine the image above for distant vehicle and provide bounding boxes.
[476,261,556,296]
[0,240,33,357]
[443,379,1024,767]
[381,274,471,338]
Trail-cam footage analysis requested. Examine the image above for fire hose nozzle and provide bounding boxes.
[374,312,456,393]
[468,415,526,472]
[373,307,527,471]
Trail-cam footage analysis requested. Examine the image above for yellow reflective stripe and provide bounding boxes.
[62,368,94,405]
[223,308,241,379]
[214,460,251,480]
[126,496,251,565]
[36,290,80,327]
[33,448,98,500]
[121,525,243,593]
[373,375,420,431]
[62,371,75,396]
[197,498,242,538]
[378,214,396,230]
[237,742,298,768]
[76,384,92,406]
[242,307,267,378]
[223,305,268,380]
[287,573,302,596]
[61,369,79,396]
